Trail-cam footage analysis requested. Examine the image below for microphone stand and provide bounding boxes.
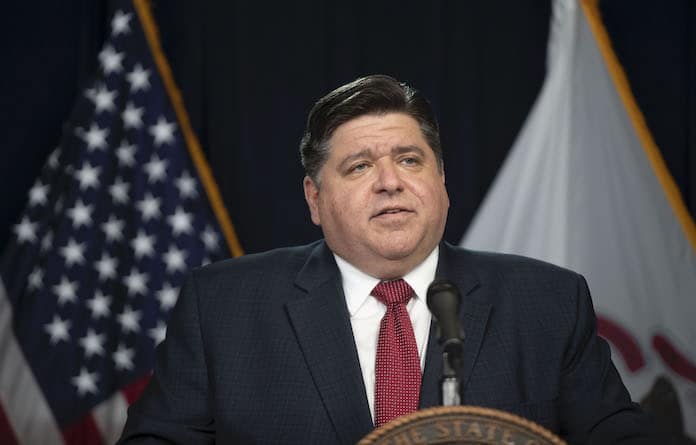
[427,280,465,407]
[440,338,463,406]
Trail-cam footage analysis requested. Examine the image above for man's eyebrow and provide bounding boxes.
[338,149,371,171]
[392,145,426,157]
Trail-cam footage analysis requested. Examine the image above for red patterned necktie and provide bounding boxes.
[372,279,421,427]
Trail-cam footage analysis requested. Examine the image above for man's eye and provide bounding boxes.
[350,163,368,173]
[401,157,419,166]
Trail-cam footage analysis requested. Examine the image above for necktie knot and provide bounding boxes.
[372,279,413,305]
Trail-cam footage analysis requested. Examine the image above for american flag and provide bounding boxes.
[0,1,238,443]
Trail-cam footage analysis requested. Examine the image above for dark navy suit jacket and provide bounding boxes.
[119,241,657,444]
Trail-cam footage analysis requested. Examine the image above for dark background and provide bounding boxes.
[1,0,694,255]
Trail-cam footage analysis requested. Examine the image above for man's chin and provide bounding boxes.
[372,241,421,262]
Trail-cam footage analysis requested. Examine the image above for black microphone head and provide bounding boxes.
[427,280,460,313]
[427,280,462,341]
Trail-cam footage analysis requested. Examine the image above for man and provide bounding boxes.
[119,75,657,444]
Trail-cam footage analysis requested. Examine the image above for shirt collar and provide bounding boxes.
[334,246,440,316]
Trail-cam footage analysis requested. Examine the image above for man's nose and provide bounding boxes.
[372,161,403,194]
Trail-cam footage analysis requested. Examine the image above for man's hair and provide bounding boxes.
[300,74,443,183]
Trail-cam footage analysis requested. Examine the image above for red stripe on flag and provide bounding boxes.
[652,334,696,384]
[597,315,645,372]
[122,374,151,405]
[0,403,19,445]
[62,413,104,445]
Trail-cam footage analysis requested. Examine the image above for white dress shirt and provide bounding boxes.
[333,247,438,423]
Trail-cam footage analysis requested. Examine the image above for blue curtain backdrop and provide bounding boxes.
[2,0,694,254]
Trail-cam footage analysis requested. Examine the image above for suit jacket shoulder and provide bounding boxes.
[440,243,583,332]
[192,240,322,287]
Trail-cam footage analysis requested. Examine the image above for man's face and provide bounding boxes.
[304,112,449,279]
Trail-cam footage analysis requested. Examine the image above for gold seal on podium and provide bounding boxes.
[358,406,567,445]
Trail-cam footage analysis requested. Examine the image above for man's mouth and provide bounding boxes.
[374,207,412,218]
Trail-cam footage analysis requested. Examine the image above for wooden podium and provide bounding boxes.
[358,406,567,445]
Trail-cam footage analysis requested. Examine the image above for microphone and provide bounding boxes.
[427,280,464,368]
[427,280,464,406]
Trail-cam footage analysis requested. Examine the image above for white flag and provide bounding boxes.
[462,0,696,437]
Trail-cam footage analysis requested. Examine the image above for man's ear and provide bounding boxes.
[439,167,450,209]
[303,176,321,226]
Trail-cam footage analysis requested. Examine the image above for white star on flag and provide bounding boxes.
[113,344,135,371]
[117,305,142,333]
[144,154,168,183]
[13,217,38,244]
[123,268,149,297]
[101,215,125,242]
[167,207,193,236]
[175,170,198,199]
[66,199,94,228]
[148,116,176,146]
[44,315,71,344]
[131,230,156,259]
[122,102,144,129]
[27,267,43,290]
[86,291,112,319]
[74,161,102,190]
[111,10,132,36]
[136,193,161,221]
[156,283,179,311]
[98,45,124,75]
[148,321,167,345]
[163,245,187,273]
[78,123,109,151]
[79,329,106,358]
[109,177,131,204]
[115,140,137,167]
[201,225,220,251]
[53,276,79,305]
[47,147,61,168]
[60,238,86,267]
[28,180,49,206]
[72,367,99,396]
[87,84,118,114]
[127,64,151,92]
[94,252,118,281]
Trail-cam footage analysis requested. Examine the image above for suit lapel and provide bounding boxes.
[286,243,373,444]
[420,242,492,408]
